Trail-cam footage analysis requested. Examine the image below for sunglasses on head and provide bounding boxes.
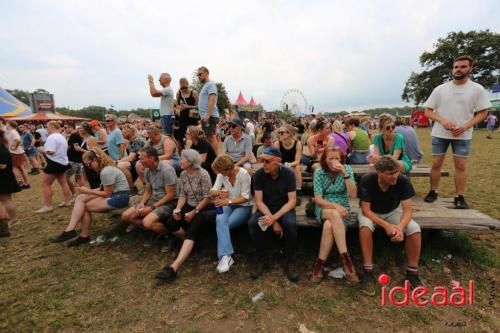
[385,125,395,131]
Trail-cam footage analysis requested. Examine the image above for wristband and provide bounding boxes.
[343,175,350,179]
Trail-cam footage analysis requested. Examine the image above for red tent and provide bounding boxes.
[248,97,257,106]
[234,92,248,106]
[5,112,90,123]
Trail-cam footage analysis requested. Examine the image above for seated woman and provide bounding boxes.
[155,149,214,283]
[311,145,359,282]
[184,125,216,183]
[308,119,333,173]
[210,154,252,273]
[275,124,303,205]
[368,114,412,173]
[346,117,371,164]
[330,120,350,156]
[52,148,130,246]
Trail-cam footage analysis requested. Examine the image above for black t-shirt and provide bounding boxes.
[67,132,83,163]
[253,165,296,210]
[296,123,305,134]
[192,139,216,169]
[358,172,415,214]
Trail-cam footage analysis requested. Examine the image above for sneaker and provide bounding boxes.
[250,261,267,280]
[35,206,53,213]
[67,236,90,247]
[21,184,31,189]
[286,263,300,282]
[126,224,136,233]
[217,255,234,273]
[406,272,423,289]
[155,266,177,282]
[58,201,71,208]
[0,219,10,237]
[360,271,376,296]
[454,195,469,209]
[424,190,438,203]
[53,230,78,243]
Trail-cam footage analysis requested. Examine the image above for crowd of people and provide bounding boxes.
[0,58,495,295]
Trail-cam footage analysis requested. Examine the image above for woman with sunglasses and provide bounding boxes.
[310,145,359,283]
[175,78,199,149]
[368,114,412,173]
[275,124,303,205]
[155,149,214,283]
[52,148,130,246]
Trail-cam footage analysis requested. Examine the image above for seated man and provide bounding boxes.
[117,125,145,195]
[223,118,255,174]
[121,147,177,234]
[357,156,422,296]
[256,133,273,158]
[248,147,298,282]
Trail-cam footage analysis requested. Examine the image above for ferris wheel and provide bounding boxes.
[280,89,308,115]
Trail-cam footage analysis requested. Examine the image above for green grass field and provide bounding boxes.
[0,128,499,332]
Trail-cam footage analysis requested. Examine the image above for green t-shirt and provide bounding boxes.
[373,133,412,171]
[351,127,370,151]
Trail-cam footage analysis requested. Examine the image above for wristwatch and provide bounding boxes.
[194,209,200,214]
[228,200,233,205]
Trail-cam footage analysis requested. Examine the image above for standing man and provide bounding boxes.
[104,114,126,161]
[485,112,497,139]
[197,66,219,152]
[6,121,30,188]
[358,156,422,296]
[19,124,40,175]
[248,147,298,282]
[424,55,491,209]
[148,73,175,136]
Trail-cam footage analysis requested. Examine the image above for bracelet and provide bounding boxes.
[343,175,350,179]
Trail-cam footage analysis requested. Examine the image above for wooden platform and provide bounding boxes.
[296,196,500,231]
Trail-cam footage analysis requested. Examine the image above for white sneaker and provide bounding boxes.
[126,224,136,233]
[217,255,234,273]
[35,206,53,213]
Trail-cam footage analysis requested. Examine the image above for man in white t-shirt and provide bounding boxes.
[6,121,30,188]
[423,55,491,209]
[148,73,174,135]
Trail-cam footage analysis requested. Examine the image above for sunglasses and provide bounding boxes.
[197,73,203,77]
[105,119,114,123]
[230,124,239,128]
[180,87,188,90]
[278,131,288,135]
[385,125,395,131]
[262,159,273,164]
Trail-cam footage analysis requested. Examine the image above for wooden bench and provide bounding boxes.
[295,196,500,231]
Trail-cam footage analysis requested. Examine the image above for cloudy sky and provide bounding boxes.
[1,0,498,113]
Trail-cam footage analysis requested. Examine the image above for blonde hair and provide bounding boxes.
[82,148,116,170]
[212,154,234,172]
[378,113,395,130]
[278,124,297,138]
[47,121,61,130]
[332,120,343,132]
[187,125,205,142]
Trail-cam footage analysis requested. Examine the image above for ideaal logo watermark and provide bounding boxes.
[378,274,495,328]
[378,274,474,307]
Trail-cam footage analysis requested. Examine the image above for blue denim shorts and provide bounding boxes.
[431,136,471,158]
[107,191,130,208]
[160,115,174,135]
